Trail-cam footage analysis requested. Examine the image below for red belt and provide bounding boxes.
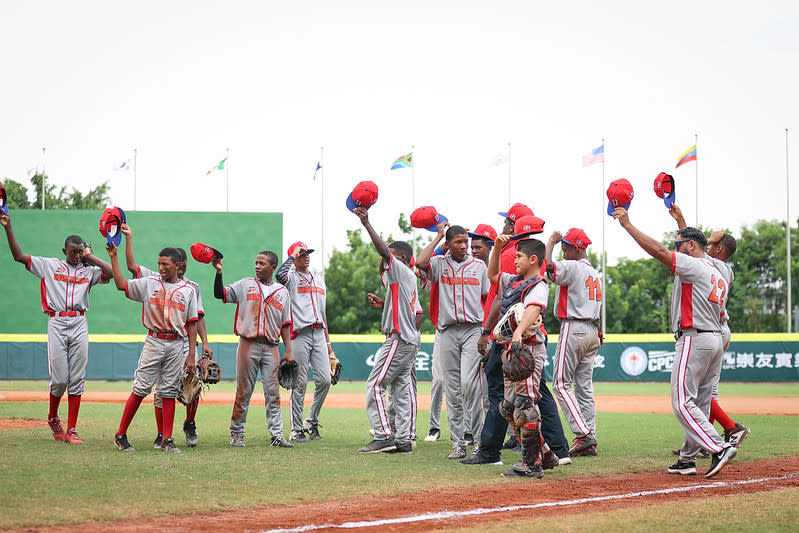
[148,330,178,341]
[49,311,84,317]
[311,323,325,329]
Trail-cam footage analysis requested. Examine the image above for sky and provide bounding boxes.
[1,1,798,268]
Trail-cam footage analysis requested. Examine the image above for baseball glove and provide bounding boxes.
[278,359,300,389]
[329,351,342,385]
[501,341,537,382]
[197,356,221,384]
[177,369,203,405]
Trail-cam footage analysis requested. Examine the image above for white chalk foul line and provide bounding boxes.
[260,472,799,533]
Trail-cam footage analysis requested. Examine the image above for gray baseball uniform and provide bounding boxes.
[222,277,291,438]
[669,252,731,462]
[366,254,420,445]
[427,254,490,448]
[125,276,199,398]
[27,256,107,397]
[707,256,734,401]
[548,258,602,438]
[276,259,331,433]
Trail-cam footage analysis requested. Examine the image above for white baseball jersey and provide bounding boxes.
[499,272,549,345]
[125,276,199,336]
[669,252,725,333]
[380,254,421,346]
[277,259,327,330]
[223,278,291,342]
[547,259,602,321]
[427,254,489,329]
[27,256,107,313]
[708,256,734,324]
[137,265,205,317]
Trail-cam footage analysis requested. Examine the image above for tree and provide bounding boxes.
[1,174,111,210]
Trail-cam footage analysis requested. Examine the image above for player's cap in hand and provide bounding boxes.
[346,181,379,212]
[509,215,546,241]
[606,178,634,215]
[0,185,7,215]
[433,246,446,256]
[498,202,533,222]
[562,228,592,249]
[287,241,315,257]
[653,172,676,208]
[467,223,498,244]
[191,242,224,264]
[410,206,448,232]
[99,206,126,247]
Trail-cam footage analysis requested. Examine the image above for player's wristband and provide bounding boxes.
[481,329,491,336]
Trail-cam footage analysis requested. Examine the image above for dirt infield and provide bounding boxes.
[13,456,799,532]
[0,390,796,415]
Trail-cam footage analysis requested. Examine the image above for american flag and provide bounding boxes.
[582,145,605,167]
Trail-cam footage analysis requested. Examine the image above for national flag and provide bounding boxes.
[114,158,133,171]
[490,153,508,167]
[582,145,605,167]
[391,152,413,170]
[675,145,697,168]
[313,161,321,181]
[206,157,228,175]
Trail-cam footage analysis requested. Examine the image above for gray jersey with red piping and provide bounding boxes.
[547,258,601,322]
[276,258,327,331]
[427,254,489,329]
[379,254,421,346]
[668,252,725,333]
[27,256,107,313]
[125,276,199,336]
[222,278,291,342]
[137,265,204,317]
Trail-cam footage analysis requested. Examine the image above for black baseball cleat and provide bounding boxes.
[705,446,737,478]
[358,438,396,453]
[153,433,163,449]
[386,441,413,454]
[114,433,135,452]
[306,423,323,440]
[183,420,199,447]
[270,435,294,448]
[460,454,503,466]
[668,460,697,475]
[501,462,544,479]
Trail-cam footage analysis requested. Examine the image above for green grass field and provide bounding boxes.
[1,382,797,530]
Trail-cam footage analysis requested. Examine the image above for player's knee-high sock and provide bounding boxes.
[67,394,81,430]
[154,406,164,434]
[710,398,736,431]
[117,393,145,437]
[185,398,199,422]
[48,393,62,419]
[161,398,176,440]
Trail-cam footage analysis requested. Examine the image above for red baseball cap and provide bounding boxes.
[653,172,676,208]
[0,185,7,215]
[346,180,379,212]
[607,178,634,215]
[509,215,546,241]
[191,242,224,263]
[562,228,592,249]
[98,206,126,247]
[498,202,533,222]
[287,241,315,257]
[467,223,498,244]
[410,206,448,232]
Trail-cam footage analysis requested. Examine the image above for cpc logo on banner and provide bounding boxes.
[620,346,648,376]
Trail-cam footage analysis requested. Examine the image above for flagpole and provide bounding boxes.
[600,138,606,337]
[320,146,325,273]
[225,147,230,213]
[695,133,699,226]
[411,144,416,211]
[41,147,46,210]
[133,148,138,211]
[507,142,512,205]
[787,128,792,333]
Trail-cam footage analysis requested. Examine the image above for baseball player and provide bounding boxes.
[353,206,420,454]
[545,228,602,457]
[212,251,294,448]
[1,212,112,445]
[668,205,750,450]
[419,244,448,442]
[120,224,212,448]
[416,223,490,460]
[613,207,737,477]
[276,241,334,442]
[107,244,198,453]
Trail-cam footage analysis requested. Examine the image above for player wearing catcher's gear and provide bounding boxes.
[353,206,421,454]
[120,224,212,448]
[613,207,737,478]
[276,241,334,442]
[417,223,490,460]
[668,205,750,451]
[1,213,112,445]
[108,245,199,453]
[545,228,602,457]
[212,251,295,448]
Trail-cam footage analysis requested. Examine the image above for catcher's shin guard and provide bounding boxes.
[500,399,515,426]
[514,395,542,466]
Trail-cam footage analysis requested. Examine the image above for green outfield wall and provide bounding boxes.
[0,209,283,334]
[2,334,798,382]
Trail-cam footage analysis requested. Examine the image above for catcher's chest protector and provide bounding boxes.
[500,274,545,316]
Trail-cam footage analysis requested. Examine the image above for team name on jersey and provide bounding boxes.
[265,294,284,311]
[53,273,90,284]
[440,276,480,286]
[298,285,326,295]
